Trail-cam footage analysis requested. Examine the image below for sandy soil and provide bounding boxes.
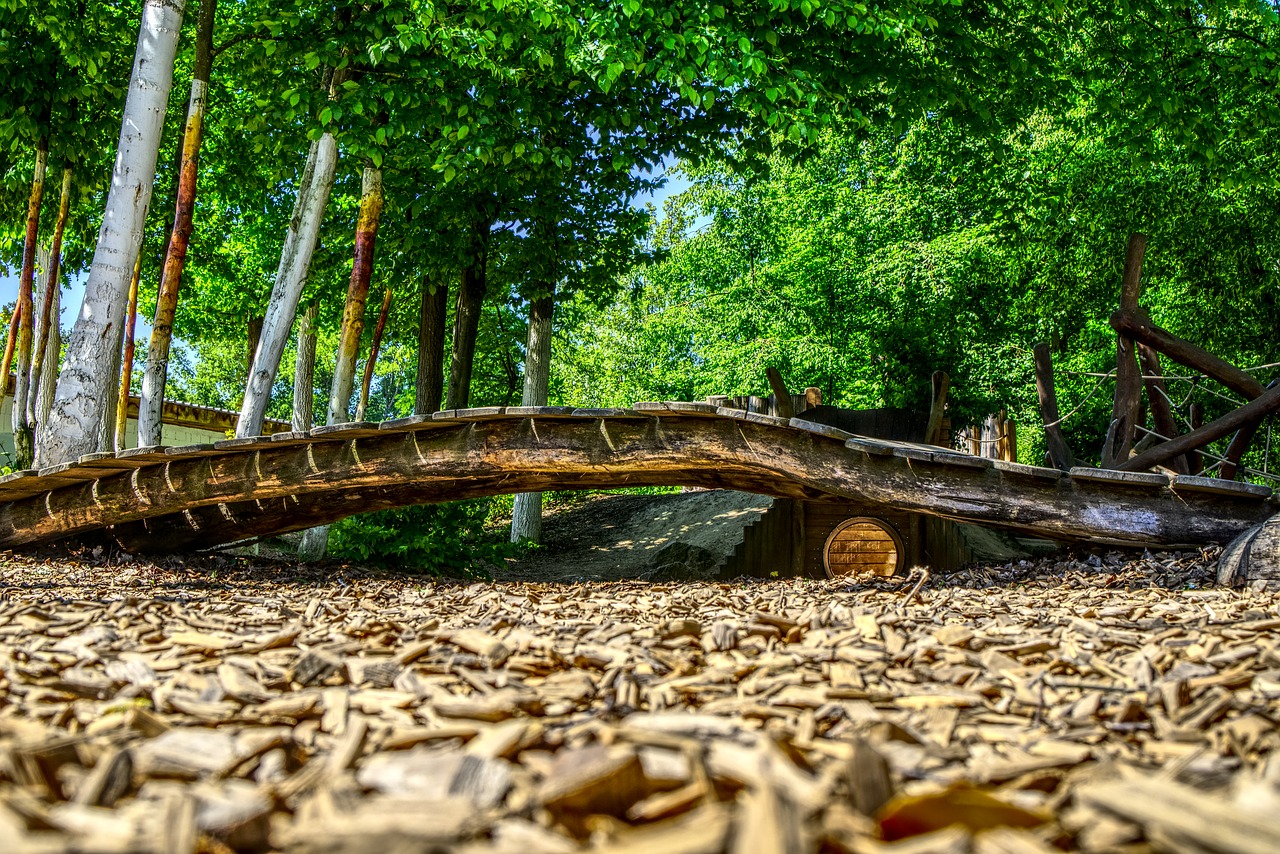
[504,490,772,582]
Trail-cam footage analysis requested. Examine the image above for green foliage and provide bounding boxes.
[327,499,522,576]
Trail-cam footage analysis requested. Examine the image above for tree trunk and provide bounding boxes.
[291,302,318,432]
[246,315,264,377]
[0,306,21,391]
[114,257,142,451]
[325,165,384,426]
[415,275,448,415]
[12,139,48,469]
[302,164,384,562]
[510,285,555,544]
[28,166,73,429]
[35,279,60,435]
[37,0,186,468]
[237,133,338,437]
[355,285,392,421]
[446,238,489,410]
[137,0,216,447]
[1101,233,1146,468]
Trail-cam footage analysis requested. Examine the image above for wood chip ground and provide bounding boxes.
[1,548,1278,852]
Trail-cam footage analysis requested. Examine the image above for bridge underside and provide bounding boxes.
[0,405,1274,554]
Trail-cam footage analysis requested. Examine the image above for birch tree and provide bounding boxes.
[37,0,186,467]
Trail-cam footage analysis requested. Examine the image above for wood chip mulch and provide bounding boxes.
[1,548,1278,853]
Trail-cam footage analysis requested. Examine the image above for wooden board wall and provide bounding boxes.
[723,497,975,579]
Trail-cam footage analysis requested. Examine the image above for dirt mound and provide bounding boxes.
[505,489,772,582]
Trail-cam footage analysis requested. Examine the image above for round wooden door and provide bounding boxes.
[822,517,904,578]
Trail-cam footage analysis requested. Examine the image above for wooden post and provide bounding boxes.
[924,370,950,446]
[1101,233,1146,468]
[1221,424,1261,481]
[1137,344,1186,473]
[748,395,768,414]
[790,500,806,577]
[1033,343,1075,469]
[1110,310,1265,400]
[766,367,795,419]
[1118,381,1280,473]
[706,395,731,409]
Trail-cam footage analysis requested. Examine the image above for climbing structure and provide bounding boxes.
[0,402,1273,584]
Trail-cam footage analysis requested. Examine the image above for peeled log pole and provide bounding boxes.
[1033,343,1075,470]
[11,139,48,469]
[1101,234,1146,468]
[237,133,338,438]
[1110,310,1265,400]
[114,257,142,451]
[767,368,795,420]
[355,285,392,421]
[1117,381,1280,473]
[28,166,73,427]
[325,165,383,426]
[1136,344,1186,474]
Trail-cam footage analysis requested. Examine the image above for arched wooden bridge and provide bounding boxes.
[0,404,1274,558]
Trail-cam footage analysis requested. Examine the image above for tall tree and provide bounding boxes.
[137,0,218,446]
[11,135,48,468]
[37,0,187,467]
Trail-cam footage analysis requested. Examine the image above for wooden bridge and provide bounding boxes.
[0,404,1275,574]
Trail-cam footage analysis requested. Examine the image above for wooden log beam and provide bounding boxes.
[766,368,795,420]
[0,414,1270,553]
[1033,344,1075,470]
[924,370,950,446]
[1117,381,1280,473]
[1110,310,1265,400]
[1101,234,1146,468]
[1136,344,1186,474]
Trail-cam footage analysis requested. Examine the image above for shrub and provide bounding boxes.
[327,499,522,576]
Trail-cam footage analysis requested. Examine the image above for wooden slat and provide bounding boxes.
[571,408,644,418]
[504,406,578,417]
[1172,475,1272,499]
[165,444,222,458]
[437,408,507,422]
[844,437,895,457]
[788,419,854,442]
[1070,467,1171,489]
[311,422,384,439]
[379,415,462,432]
[214,437,274,452]
[994,460,1065,481]
[117,445,171,462]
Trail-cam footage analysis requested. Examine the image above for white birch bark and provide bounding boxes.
[237,134,337,438]
[36,0,186,467]
[510,290,555,543]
